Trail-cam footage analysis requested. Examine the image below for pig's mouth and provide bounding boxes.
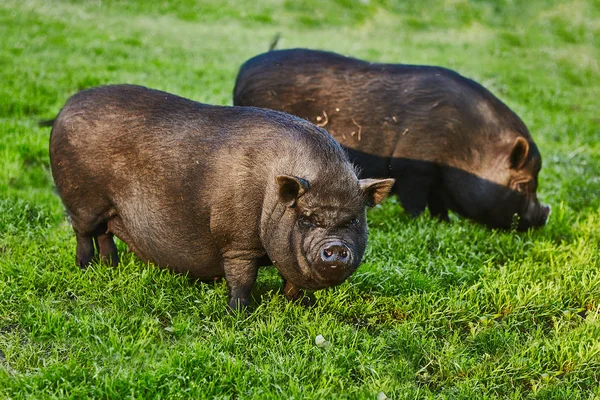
[517,202,551,230]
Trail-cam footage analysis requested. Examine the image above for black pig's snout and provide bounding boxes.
[320,242,351,266]
[535,204,551,226]
[519,202,551,230]
[541,205,551,221]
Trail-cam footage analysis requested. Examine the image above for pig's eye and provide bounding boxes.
[516,182,529,193]
[347,218,360,228]
[297,215,315,229]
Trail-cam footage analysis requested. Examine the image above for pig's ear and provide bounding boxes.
[276,175,310,207]
[359,178,395,207]
[510,137,530,169]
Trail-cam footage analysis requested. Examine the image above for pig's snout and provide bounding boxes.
[520,202,551,230]
[530,202,550,226]
[313,240,357,284]
[540,204,551,223]
[320,242,351,265]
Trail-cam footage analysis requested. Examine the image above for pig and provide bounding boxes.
[233,48,550,230]
[46,84,394,310]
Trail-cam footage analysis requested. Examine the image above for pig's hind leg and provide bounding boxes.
[94,230,119,267]
[74,231,95,268]
[70,209,118,268]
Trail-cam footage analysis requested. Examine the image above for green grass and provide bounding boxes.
[1,0,599,398]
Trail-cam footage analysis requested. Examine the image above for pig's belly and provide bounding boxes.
[109,207,225,280]
[147,242,224,280]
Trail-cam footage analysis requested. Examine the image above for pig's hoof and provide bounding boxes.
[298,295,316,308]
[284,292,315,308]
[281,281,315,307]
[102,255,119,267]
[76,258,93,270]
[227,297,250,315]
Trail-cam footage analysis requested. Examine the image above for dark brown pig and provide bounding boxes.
[47,84,394,310]
[234,49,550,230]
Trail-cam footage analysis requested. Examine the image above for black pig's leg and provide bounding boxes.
[390,161,436,217]
[428,191,449,222]
[393,181,429,217]
[223,255,258,311]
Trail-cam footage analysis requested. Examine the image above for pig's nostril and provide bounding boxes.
[321,242,351,264]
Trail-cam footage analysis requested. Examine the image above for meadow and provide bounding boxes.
[0,0,599,398]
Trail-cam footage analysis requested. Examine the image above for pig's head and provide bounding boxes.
[260,172,394,290]
[447,136,550,230]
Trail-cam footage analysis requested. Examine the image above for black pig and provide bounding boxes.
[47,84,394,310]
[234,49,550,230]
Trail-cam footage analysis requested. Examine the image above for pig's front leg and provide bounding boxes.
[428,192,450,222]
[223,254,259,312]
[282,280,315,307]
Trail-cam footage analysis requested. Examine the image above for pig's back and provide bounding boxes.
[234,49,523,165]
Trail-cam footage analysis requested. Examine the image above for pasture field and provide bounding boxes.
[0,0,599,398]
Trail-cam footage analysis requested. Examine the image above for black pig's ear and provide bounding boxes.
[359,178,395,207]
[276,175,310,207]
[510,137,530,169]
